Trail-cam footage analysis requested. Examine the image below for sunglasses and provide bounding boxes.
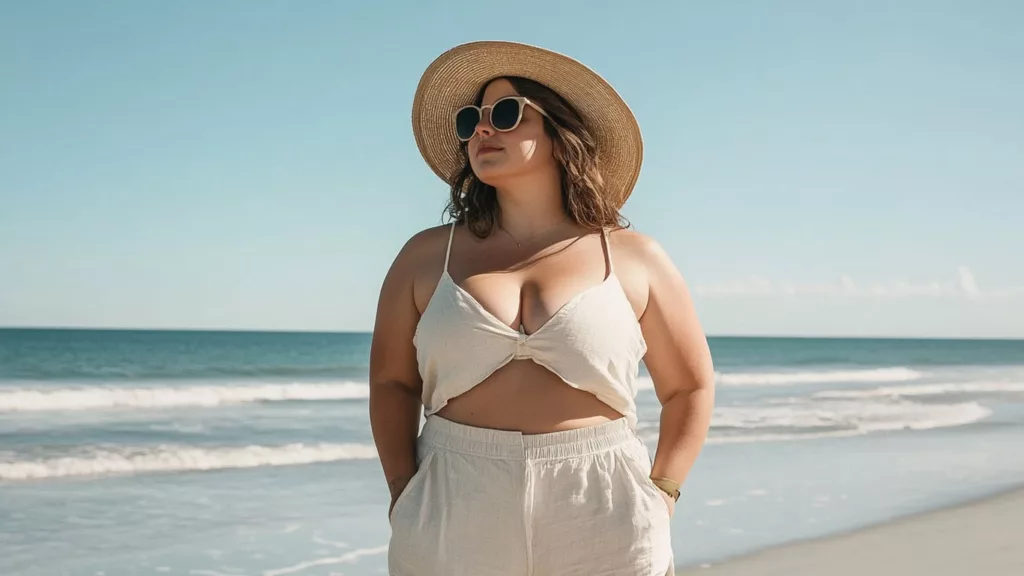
[453,96,551,142]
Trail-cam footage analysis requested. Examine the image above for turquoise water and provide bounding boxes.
[2,329,1024,575]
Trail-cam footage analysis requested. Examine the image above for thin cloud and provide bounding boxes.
[958,266,980,300]
[694,268,1023,300]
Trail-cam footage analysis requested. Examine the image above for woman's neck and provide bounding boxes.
[494,173,571,241]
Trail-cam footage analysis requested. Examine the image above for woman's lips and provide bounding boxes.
[477,145,502,155]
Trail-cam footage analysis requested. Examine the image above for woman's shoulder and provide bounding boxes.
[397,223,455,261]
[390,224,458,312]
[385,223,456,290]
[606,227,674,270]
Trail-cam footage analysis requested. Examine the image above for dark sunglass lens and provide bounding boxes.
[455,107,480,140]
[490,98,522,131]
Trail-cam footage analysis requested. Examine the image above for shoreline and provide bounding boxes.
[677,485,1024,575]
[4,327,1023,342]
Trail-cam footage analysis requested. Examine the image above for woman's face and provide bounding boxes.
[465,79,558,185]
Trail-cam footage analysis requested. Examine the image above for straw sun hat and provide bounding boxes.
[411,40,643,209]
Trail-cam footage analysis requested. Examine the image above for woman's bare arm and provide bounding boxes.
[368,233,429,509]
[635,235,716,490]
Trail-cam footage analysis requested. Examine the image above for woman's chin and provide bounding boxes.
[470,166,512,186]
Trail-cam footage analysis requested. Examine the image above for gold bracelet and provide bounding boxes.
[650,476,681,501]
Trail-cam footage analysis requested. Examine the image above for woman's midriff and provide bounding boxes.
[434,359,624,434]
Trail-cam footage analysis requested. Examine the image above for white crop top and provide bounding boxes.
[413,223,648,429]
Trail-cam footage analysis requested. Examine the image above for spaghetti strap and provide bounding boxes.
[601,228,614,275]
[443,222,456,272]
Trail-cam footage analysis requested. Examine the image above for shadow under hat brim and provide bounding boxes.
[411,41,643,209]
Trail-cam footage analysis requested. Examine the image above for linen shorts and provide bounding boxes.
[388,415,674,575]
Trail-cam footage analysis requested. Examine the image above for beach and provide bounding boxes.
[679,486,1024,575]
[2,330,1023,575]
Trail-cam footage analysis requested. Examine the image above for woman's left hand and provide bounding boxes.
[659,490,676,518]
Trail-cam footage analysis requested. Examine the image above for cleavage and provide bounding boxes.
[453,272,608,336]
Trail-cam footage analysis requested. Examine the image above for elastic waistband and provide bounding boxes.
[420,415,639,460]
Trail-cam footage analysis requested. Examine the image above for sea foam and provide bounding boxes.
[0,442,377,481]
[0,382,369,412]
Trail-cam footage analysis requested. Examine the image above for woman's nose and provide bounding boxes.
[473,111,494,138]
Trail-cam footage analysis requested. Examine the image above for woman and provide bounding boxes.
[369,41,715,575]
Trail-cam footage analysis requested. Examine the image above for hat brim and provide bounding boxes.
[411,41,643,209]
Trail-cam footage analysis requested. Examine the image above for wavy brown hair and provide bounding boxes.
[446,76,629,238]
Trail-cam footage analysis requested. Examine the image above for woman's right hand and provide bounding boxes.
[388,474,412,520]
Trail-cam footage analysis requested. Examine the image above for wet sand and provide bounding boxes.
[678,486,1024,576]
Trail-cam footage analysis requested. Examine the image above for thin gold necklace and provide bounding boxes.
[498,220,570,248]
[499,224,522,247]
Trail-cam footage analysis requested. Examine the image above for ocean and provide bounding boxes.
[2,329,1024,575]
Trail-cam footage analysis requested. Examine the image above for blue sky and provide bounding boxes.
[2,1,1022,338]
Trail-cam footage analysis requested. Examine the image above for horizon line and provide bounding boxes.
[1,325,1022,342]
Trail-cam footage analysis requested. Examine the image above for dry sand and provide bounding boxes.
[677,486,1024,576]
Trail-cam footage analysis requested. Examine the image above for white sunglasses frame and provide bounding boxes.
[452,96,551,142]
